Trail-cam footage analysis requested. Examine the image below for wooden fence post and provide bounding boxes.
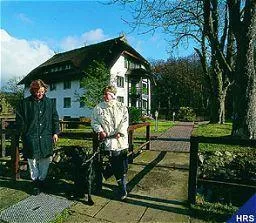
[146,124,150,150]
[128,129,134,163]
[92,132,102,193]
[60,120,64,132]
[188,136,199,205]
[1,119,6,157]
[92,132,99,153]
[11,133,20,180]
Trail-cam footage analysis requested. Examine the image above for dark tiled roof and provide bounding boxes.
[19,36,150,85]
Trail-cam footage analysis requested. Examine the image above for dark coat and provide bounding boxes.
[16,95,59,159]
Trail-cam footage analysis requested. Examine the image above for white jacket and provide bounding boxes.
[91,100,129,151]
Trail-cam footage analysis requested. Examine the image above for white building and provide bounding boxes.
[19,36,152,120]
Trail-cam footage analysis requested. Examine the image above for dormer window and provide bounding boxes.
[65,64,71,70]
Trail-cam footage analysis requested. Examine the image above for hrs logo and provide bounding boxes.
[236,215,255,222]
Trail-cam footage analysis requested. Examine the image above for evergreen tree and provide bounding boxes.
[80,61,110,108]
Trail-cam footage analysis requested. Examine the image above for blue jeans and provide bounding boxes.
[110,149,128,180]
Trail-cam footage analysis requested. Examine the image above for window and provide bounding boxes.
[124,57,141,70]
[64,80,71,89]
[80,97,85,107]
[124,57,128,68]
[65,64,71,70]
[142,100,147,109]
[117,96,124,103]
[142,83,147,94]
[117,76,124,88]
[64,98,71,108]
[49,83,56,91]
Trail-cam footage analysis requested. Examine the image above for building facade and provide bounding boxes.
[19,36,152,119]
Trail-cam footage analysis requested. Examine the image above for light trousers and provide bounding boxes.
[27,157,51,181]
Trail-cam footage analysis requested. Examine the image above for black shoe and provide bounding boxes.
[38,180,47,192]
[33,187,40,196]
[81,196,94,206]
[32,180,40,195]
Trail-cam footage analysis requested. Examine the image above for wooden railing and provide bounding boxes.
[188,136,256,204]
[127,122,150,162]
[0,116,15,157]
[1,120,151,180]
[59,120,91,132]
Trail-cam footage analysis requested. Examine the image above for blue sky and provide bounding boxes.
[1,0,196,87]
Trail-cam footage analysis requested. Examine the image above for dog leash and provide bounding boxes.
[81,150,100,166]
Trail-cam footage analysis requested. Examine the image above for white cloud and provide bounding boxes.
[1,29,54,88]
[60,28,107,51]
[81,28,106,43]
[59,36,81,51]
[16,13,33,24]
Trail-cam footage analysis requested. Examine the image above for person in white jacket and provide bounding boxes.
[91,85,129,200]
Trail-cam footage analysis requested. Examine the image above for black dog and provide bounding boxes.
[68,147,102,205]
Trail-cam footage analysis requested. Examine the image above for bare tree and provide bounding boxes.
[111,0,234,123]
[202,0,235,124]
[112,0,256,139]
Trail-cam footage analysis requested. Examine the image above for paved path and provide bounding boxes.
[1,122,205,223]
[62,121,200,223]
[150,122,194,152]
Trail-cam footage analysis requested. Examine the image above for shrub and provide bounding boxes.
[79,117,91,123]
[141,114,154,122]
[128,107,141,124]
[177,107,196,121]
[198,149,256,183]
[197,149,256,206]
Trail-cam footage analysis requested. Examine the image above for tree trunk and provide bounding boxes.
[208,51,225,123]
[232,42,256,139]
[228,0,256,139]
[203,0,231,124]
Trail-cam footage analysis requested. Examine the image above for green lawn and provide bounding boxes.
[193,122,252,152]
[133,120,175,136]
[57,120,176,148]
[193,122,232,137]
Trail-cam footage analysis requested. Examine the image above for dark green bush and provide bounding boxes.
[128,107,141,124]
[177,107,196,121]
[198,150,256,183]
[197,149,256,206]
